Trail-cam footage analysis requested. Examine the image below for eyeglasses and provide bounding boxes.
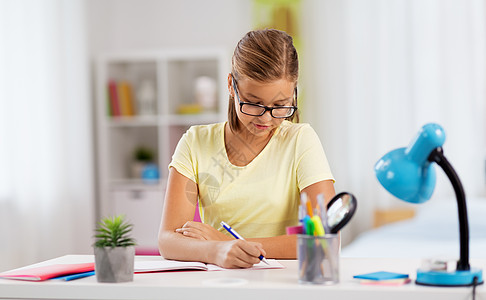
[232,77,298,119]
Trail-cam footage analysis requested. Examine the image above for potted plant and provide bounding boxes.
[93,215,136,283]
[131,146,155,179]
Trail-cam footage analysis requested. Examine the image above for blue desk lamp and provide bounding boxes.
[374,123,483,286]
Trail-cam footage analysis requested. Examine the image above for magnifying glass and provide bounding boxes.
[326,192,357,234]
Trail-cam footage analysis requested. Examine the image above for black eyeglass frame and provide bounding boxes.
[231,76,298,119]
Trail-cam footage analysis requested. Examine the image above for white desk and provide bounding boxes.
[0,255,484,300]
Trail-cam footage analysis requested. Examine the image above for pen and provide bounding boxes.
[311,215,325,236]
[303,215,314,235]
[317,194,330,234]
[53,271,95,281]
[220,221,269,265]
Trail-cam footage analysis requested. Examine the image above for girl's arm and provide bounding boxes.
[158,168,266,268]
[301,179,336,210]
[177,180,336,259]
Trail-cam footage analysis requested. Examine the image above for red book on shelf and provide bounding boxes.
[108,80,121,116]
[0,263,95,281]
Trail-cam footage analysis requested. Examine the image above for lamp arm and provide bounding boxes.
[428,147,470,271]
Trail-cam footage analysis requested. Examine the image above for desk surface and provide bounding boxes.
[0,255,484,300]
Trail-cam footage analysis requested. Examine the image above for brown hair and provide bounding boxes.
[229,29,299,131]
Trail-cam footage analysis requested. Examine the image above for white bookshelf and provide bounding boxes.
[94,49,227,249]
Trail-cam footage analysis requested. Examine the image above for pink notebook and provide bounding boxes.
[0,263,95,281]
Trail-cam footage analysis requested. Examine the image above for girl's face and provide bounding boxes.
[229,76,296,138]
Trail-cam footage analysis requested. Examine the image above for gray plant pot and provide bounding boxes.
[94,246,135,283]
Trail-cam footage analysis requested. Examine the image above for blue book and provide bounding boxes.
[353,271,409,281]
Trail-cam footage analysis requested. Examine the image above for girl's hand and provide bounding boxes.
[213,240,266,269]
[175,221,232,241]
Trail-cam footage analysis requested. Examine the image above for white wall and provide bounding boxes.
[87,0,252,60]
[301,0,486,245]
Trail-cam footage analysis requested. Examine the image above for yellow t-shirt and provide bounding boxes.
[168,121,334,238]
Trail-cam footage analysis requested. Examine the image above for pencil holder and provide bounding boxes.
[297,234,339,285]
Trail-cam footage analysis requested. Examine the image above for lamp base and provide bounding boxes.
[416,268,483,286]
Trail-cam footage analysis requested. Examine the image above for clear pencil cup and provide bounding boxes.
[297,234,339,285]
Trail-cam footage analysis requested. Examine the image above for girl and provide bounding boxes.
[158,29,335,269]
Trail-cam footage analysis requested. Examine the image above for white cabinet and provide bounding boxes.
[112,188,164,249]
[94,49,227,249]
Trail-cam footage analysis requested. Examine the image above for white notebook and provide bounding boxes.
[134,259,285,273]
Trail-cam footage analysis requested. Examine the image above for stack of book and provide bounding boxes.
[353,271,411,286]
[107,80,136,117]
[0,263,95,281]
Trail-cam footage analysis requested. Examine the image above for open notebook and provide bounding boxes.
[0,259,284,281]
[134,258,285,273]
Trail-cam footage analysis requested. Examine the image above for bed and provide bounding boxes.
[341,197,486,259]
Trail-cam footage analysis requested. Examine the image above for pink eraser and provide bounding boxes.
[286,225,304,235]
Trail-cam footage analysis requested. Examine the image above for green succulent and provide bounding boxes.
[94,215,136,248]
[134,146,154,162]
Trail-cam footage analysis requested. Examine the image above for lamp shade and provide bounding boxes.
[374,123,446,203]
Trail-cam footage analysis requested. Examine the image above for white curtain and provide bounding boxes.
[302,0,486,244]
[0,0,94,271]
